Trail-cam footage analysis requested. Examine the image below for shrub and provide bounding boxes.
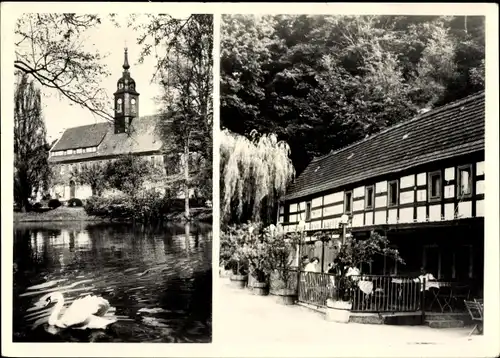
[48,199,62,209]
[67,198,83,207]
[84,190,170,223]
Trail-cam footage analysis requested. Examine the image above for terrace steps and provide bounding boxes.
[424,312,471,329]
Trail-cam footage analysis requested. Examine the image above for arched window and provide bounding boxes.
[117,98,123,113]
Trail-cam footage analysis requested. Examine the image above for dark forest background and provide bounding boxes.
[221,15,485,175]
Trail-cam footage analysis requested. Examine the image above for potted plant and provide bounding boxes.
[267,225,301,305]
[220,224,250,289]
[325,229,404,323]
[242,223,269,296]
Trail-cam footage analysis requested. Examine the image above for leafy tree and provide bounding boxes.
[221,129,295,225]
[69,161,109,196]
[14,13,112,120]
[14,74,50,211]
[105,154,162,196]
[134,14,213,220]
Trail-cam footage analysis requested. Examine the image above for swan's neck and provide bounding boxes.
[48,292,65,326]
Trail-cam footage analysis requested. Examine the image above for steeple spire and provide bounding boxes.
[123,47,130,71]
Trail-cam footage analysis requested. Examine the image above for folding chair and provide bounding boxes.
[464,300,483,336]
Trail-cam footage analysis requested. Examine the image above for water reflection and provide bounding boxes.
[13,222,212,343]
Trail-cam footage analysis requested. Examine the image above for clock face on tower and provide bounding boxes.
[131,98,136,113]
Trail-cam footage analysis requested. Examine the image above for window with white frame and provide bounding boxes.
[388,180,399,207]
[428,171,441,201]
[305,201,312,221]
[458,165,472,198]
[344,191,353,214]
[365,185,374,209]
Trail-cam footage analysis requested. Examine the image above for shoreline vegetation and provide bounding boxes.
[14,206,212,224]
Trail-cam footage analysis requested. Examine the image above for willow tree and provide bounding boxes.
[221,129,295,226]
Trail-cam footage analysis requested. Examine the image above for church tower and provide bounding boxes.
[114,48,140,134]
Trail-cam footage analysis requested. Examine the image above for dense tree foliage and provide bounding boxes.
[69,161,109,196]
[14,74,51,211]
[221,15,485,174]
[105,154,164,196]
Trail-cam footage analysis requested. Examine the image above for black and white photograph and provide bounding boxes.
[10,12,213,343]
[1,3,499,358]
[218,13,496,347]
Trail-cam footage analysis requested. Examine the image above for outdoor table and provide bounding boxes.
[427,281,454,312]
[357,279,374,295]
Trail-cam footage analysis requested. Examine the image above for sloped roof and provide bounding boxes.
[285,91,485,201]
[49,115,163,163]
[51,123,108,151]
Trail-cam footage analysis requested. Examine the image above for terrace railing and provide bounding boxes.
[298,271,334,307]
[292,271,423,313]
[349,275,422,312]
[269,268,298,293]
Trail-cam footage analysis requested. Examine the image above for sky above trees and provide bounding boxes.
[15,14,162,142]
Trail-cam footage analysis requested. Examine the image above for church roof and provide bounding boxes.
[48,115,163,163]
[284,91,485,201]
[51,123,109,151]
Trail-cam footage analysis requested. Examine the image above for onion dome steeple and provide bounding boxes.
[113,47,140,134]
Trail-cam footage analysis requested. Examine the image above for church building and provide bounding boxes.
[48,48,182,201]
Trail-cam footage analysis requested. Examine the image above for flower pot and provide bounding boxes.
[219,266,232,278]
[230,274,248,289]
[271,288,297,305]
[252,281,269,296]
[325,299,352,323]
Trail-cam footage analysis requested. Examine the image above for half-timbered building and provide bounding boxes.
[279,92,485,295]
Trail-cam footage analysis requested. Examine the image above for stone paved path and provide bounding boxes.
[216,278,486,357]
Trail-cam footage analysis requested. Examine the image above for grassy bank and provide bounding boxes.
[166,207,213,223]
[14,207,104,223]
[14,206,213,224]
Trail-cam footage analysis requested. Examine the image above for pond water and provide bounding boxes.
[13,221,212,343]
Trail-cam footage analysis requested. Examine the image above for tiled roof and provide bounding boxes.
[48,115,164,163]
[51,123,108,151]
[285,91,485,201]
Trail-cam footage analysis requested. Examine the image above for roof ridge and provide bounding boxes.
[310,91,485,164]
[65,121,109,131]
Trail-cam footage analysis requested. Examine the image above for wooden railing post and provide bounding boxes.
[421,278,426,322]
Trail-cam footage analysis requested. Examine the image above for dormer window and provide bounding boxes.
[119,83,124,90]
[117,98,123,113]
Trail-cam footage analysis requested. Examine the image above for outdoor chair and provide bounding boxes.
[451,284,471,311]
[464,300,483,336]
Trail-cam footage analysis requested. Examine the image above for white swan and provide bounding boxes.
[40,292,117,330]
